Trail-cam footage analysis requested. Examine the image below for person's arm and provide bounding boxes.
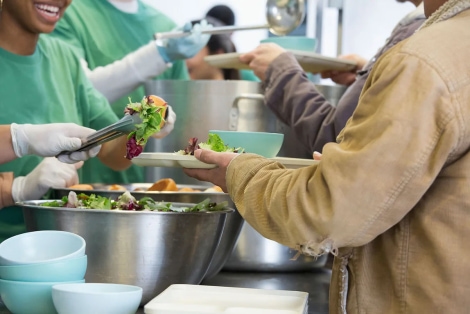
[0,172,14,209]
[193,50,457,256]
[265,52,372,153]
[81,21,209,103]
[0,124,101,165]
[0,126,16,165]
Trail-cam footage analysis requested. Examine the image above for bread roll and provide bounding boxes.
[68,184,94,190]
[108,184,127,191]
[147,178,178,191]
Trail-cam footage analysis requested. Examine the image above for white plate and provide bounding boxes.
[133,153,319,170]
[132,153,216,169]
[144,284,308,314]
[204,51,357,73]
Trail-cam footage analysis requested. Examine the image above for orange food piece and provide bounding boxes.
[68,184,94,190]
[147,178,178,192]
[147,95,168,128]
[212,186,223,192]
[108,184,127,191]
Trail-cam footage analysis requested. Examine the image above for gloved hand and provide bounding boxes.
[12,158,83,202]
[152,105,176,139]
[10,123,101,164]
[156,20,212,63]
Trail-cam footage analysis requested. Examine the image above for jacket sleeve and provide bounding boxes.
[0,173,14,210]
[227,49,459,256]
[263,53,361,153]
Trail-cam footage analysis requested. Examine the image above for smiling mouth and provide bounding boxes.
[34,3,60,19]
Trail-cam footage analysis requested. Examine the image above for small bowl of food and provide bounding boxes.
[52,283,142,314]
[209,130,284,158]
[0,230,86,266]
[0,255,87,282]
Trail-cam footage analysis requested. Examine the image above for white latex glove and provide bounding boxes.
[156,20,212,63]
[152,105,176,139]
[10,123,101,163]
[12,158,83,202]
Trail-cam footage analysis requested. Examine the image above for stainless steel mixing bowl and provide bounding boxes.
[20,200,233,305]
[51,185,244,281]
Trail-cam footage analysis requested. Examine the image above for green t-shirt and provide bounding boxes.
[50,0,190,184]
[0,35,118,242]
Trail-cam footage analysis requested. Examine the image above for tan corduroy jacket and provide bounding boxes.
[227,1,470,313]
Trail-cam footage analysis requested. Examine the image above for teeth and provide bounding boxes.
[35,3,59,14]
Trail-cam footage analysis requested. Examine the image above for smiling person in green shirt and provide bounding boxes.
[0,0,170,242]
[50,0,211,184]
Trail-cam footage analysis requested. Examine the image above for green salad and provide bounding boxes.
[41,191,228,212]
[176,133,244,155]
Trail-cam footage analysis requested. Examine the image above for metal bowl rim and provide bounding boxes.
[18,200,234,215]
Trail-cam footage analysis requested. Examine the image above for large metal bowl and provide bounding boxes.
[20,199,233,305]
[51,185,244,280]
[223,222,327,272]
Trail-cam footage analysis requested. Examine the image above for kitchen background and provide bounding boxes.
[144,0,416,75]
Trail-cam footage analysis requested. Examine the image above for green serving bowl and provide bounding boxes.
[261,36,317,52]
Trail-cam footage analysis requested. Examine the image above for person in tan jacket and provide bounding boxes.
[0,123,100,209]
[185,0,470,312]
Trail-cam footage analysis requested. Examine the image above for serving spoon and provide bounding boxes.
[154,0,306,40]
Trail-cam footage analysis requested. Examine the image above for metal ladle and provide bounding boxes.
[154,0,306,40]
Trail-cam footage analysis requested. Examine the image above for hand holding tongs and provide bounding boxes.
[61,114,142,155]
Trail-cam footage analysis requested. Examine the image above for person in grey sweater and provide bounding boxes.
[240,1,425,154]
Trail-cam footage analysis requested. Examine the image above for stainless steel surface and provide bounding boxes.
[20,200,232,305]
[154,0,305,39]
[224,222,327,271]
[51,187,245,281]
[0,270,330,314]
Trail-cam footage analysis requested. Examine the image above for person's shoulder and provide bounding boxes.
[138,1,177,28]
[38,35,82,64]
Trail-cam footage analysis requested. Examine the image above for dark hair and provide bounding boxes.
[206,5,235,26]
[191,16,240,80]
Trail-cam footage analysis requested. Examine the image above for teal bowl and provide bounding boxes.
[209,130,284,158]
[261,36,317,52]
[0,279,85,314]
[0,230,86,266]
[0,255,87,282]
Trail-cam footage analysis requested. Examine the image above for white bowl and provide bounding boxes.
[0,231,85,266]
[52,283,142,314]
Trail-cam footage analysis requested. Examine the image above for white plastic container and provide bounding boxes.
[144,284,308,314]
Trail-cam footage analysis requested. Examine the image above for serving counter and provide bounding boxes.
[0,269,331,314]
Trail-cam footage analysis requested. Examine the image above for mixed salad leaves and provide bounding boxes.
[176,133,244,155]
[41,191,228,213]
[125,95,168,159]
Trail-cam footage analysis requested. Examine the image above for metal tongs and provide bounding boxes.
[62,114,143,154]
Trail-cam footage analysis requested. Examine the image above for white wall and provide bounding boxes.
[144,0,418,59]
[341,0,416,59]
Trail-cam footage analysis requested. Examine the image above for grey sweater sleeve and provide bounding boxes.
[263,17,426,154]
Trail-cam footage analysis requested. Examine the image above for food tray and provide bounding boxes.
[144,284,308,314]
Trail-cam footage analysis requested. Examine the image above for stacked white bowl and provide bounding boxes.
[0,231,87,314]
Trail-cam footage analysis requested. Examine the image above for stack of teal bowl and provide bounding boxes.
[0,230,87,314]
